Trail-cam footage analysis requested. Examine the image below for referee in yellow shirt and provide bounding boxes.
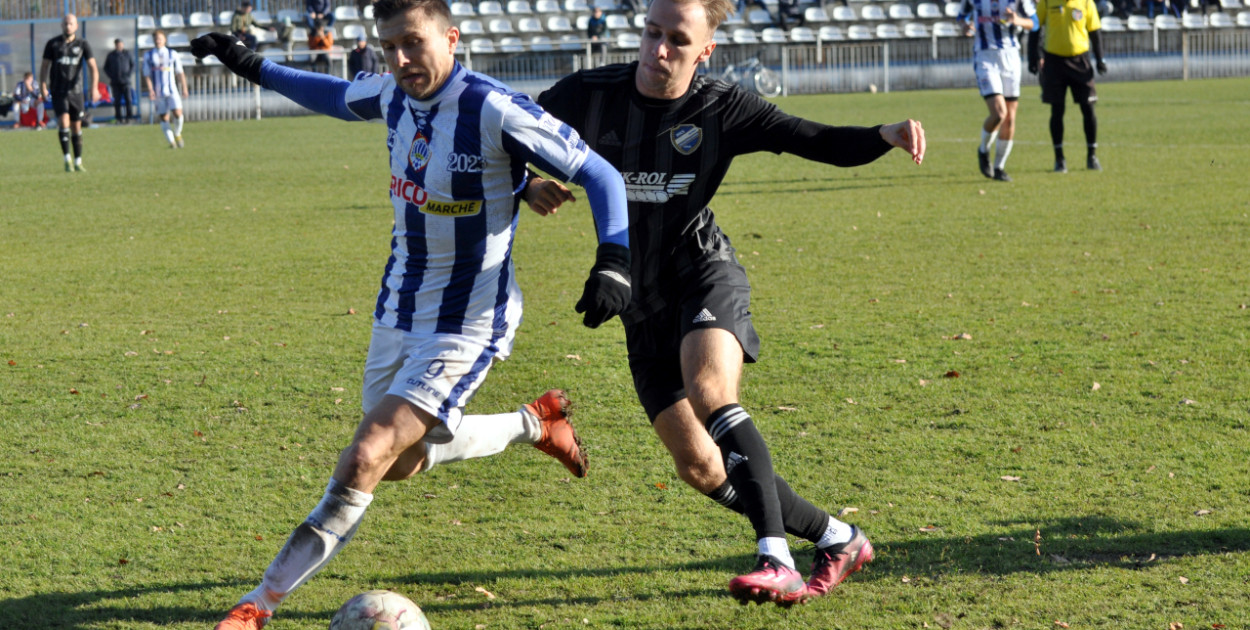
[1028,0,1106,172]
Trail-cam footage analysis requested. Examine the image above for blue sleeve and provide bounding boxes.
[258,60,358,121]
[1030,14,1040,30]
[569,151,629,249]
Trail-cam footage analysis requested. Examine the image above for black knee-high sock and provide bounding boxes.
[1049,102,1066,159]
[58,128,71,156]
[1079,102,1097,154]
[706,475,829,544]
[71,133,83,159]
[705,404,786,542]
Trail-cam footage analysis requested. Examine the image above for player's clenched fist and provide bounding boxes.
[190,33,265,84]
[576,243,631,328]
[880,119,926,165]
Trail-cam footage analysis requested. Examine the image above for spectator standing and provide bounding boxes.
[143,30,189,148]
[39,13,99,172]
[308,22,334,74]
[13,72,47,129]
[277,16,298,62]
[306,0,337,30]
[959,0,1039,181]
[586,7,608,56]
[347,35,377,76]
[104,38,136,123]
[1029,0,1106,172]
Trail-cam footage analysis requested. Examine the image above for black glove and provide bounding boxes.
[1027,59,1039,75]
[190,32,265,84]
[1096,59,1107,75]
[575,243,631,329]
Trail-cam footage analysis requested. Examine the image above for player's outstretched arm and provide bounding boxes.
[879,119,926,165]
[569,151,631,329]
[191,33,357,121]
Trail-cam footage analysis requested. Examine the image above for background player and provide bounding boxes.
[1029,0,1107,172]
[959,0,1038,182]
[12,72,47,129]
[516,0,923,606]
[142,30,189,148]
[190,0,630,626]
[39,13,98,172]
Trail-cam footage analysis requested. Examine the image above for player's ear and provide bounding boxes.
[696,40,715,64]
[446,26,460,51]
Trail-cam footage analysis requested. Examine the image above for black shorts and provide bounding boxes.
[624,260,761,421]
[51,92,85,121]
[1040,52,1097,105]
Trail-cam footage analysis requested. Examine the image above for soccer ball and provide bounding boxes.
[329,590,432,630]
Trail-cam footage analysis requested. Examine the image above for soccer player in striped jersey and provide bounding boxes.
[522,0,924,607]
[958,0,1038,182]
[142,30,189,148]
[191,0,630,626]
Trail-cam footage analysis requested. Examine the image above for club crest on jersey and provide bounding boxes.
[670,124,703,155]
[409,133,432,171]
[1071,8,1082,19]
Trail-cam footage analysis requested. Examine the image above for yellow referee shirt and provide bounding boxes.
[1037,0,1102,57]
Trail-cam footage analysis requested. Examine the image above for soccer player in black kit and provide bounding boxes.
[39,13,100,173]
[524,0,925,607]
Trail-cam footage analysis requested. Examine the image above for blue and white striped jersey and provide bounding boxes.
[342,63,593,334]
[958,0,1037,51]
[142,46,183,96]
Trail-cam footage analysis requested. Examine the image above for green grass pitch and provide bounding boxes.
[1,77,1248,629]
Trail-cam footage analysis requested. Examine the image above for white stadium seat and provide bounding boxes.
[362,4,374,20]
[251,10,273,26]
[903,22,929,37]
[713,29,730,44]
[804,7,830,22]
[217,10,233,26]
[876,23,902,38]
[530,35,554,50]
[1218,0,1241,8]
[291,27,309,43]
[1208,12,1233,27]
[790,26,816,41]
[748,8,774,24]
[507,0,534,14]
[137,33,155,48]
[916,2,943,19]
[1127,15,1152,30]
[469,38,496,53]
[1154,14,1179,29]
[732,27,761,43]
[488,18,515,33]
[451,1,476,16]
[1099,15,1124,31]
[546,15,573,31]
[1182,13,1207,28]
[478,1,505,16]
[614,32,640,48]
[137,14,157,29]
[606,13,631,29]
[275,8,301,24]
[558,34,583,50]
[535,0,561,12]
[932,21,960,36]
[333,6,360,22]
[460,19,486,34]
[1237,11,1250,26]
[342,24,368,40]
[847,24,873,39]
[818,24,845,40]
[498,36,525,51]
[188,11,214,27]
[159,13,186,29]
[888,3,915,20]
[564,0,590,13]
[635,13,647,28]
[944,1,962,17]
[832,5,857,21]
[861,5,886,21]
[761,27,788,42]
[517,17,544,32]
[167,32,191,47]
[576,14,590,29]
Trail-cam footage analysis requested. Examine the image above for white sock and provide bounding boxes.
[758,536,795,570]
[816,516,854,548]
[994,138,1014,170]
[160,121,175,145]
[422,410,541,472]
[173,115,183,136]
[979,128,997,153]
[75,156,82,166]
[242,479,373,611]
[64,153,72,163]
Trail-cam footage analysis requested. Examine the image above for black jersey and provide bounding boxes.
[537,62,893,322]
[43,35,94,96]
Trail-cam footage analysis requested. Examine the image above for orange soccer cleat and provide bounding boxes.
[214,602,272,630]
[525,389,588,478]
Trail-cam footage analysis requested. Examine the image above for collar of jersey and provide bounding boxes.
[410,60,464,104]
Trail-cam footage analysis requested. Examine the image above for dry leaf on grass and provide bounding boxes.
[1195,509,1212,516]
[475,586,496,599]
[918,525,939,532]
[1001,475,1021,482]
[1054,622,1070,629]
[836,507,859,518]
[1178,576,1189,584]
[1091,382,1101,391]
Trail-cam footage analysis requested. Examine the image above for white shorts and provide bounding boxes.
[973,48,1023,99]
[153,93,183,115]
[360,321,517,444]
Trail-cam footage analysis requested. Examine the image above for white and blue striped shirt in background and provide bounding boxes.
[342,64,592,335]
[958,0,1037,51]
[142,46,183,96]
